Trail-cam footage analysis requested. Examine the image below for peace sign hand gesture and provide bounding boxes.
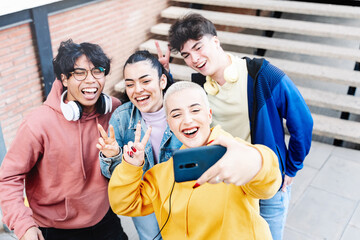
[97,124,120,158]
[155,40,171,72]
[123,122,152,167]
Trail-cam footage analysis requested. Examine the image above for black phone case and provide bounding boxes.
[173,145,227,182]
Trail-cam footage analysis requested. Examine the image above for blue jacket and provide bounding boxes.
[192,57,313,180]
[100,101,182,178]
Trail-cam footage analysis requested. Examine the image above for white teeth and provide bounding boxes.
[197,61,205,68]
[83,88,97,93]
[183,128,198,134]
[136,96,149,101]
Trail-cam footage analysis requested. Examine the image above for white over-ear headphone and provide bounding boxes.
[60,90,112,121]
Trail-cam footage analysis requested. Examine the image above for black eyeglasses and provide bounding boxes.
[69,67,106,81]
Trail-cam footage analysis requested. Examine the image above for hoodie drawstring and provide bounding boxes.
[78,120,87,180]
[185,189,195,238]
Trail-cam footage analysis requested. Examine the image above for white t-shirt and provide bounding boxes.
[208,55,251,142]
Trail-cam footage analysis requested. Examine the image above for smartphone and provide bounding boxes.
[173,145,227,183]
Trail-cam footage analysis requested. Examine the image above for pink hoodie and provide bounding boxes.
[0,80,121,239]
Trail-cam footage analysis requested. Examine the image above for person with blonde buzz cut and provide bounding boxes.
[107,81,281,240]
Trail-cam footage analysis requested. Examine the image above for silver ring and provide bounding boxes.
[215,176,221,183]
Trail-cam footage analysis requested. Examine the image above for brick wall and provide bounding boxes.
[0,0,170,148]
[0,25,43,149]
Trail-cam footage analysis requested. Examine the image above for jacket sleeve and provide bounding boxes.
[99,109,125,178]
[274,74,313,177]
[99,151,122,179]
[241,142,282,199]
[0,122,41,239]
[108,160,155,217]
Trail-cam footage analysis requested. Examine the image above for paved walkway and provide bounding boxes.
[1,139,360,239]
[284,140,360,240]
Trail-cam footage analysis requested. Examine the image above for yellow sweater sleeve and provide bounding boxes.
[241,143,282,199]
[108,160,155,217]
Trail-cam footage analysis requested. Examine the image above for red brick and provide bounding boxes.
[0,85,17,97]
[2,113,22,127]
[2,77,29,91]
[2,101,22,114]
[0,50,24,65]
[0,61,13,71]
[1,0,169,147]
[15,66,39,79]
[0,46,11,56]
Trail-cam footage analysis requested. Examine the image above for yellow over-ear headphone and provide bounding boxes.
[203,54,240,95]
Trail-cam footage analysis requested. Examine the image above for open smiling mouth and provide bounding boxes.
[136,96,150,102]
[182,127,199,136]
[196,61,206,69]
[82,88,98,95]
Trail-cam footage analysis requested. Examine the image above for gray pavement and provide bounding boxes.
[1,139,360,239]
[284,139,360,240]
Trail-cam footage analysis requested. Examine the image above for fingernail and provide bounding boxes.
[207,140,214,145]
[129,151,134,158]
[192,183,200,189]
[127,151,130,156]
[131,146,137,152]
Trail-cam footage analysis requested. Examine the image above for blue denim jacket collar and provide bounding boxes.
[128,104,142,130]
[128,104,181,167]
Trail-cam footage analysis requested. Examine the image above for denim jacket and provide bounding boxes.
[100,101,182,179]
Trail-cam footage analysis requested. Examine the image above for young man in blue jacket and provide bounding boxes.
[168,13,313,240]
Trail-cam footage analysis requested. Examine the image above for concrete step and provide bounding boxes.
[297,86,360,115]
[152,22,360,62]
[127,59,360,115]
[127,2,360,145]
[173,0,360,19]
[161,6,360,40]
[312,113,360,144]
[140,39,360,87]
[115,60,360,144]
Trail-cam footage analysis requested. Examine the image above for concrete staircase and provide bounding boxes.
[115,0,360,147]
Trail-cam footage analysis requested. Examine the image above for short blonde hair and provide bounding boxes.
[163,81,210,115]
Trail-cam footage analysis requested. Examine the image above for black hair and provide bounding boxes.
[53,39,111,81]
[123,50,174,93]
[168,13,217,52]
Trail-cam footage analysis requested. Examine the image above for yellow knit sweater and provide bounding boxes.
[109,126,281,240]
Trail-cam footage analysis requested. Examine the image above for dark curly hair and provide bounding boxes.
[168,13,217,52]
[53,39,111,81]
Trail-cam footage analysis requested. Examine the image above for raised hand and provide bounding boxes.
[96,124,120,158]
[155,40,171,72]
[123,121,152,167]
[20,227,44,240]
[194,135,262,187]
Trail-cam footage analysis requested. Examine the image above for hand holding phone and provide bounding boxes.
[173,145,227,182]
[195,135,263,187]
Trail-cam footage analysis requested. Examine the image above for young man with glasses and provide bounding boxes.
[0,39,128,240]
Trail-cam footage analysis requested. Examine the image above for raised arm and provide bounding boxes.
[155,40,171,72]
[108,122,155,216]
